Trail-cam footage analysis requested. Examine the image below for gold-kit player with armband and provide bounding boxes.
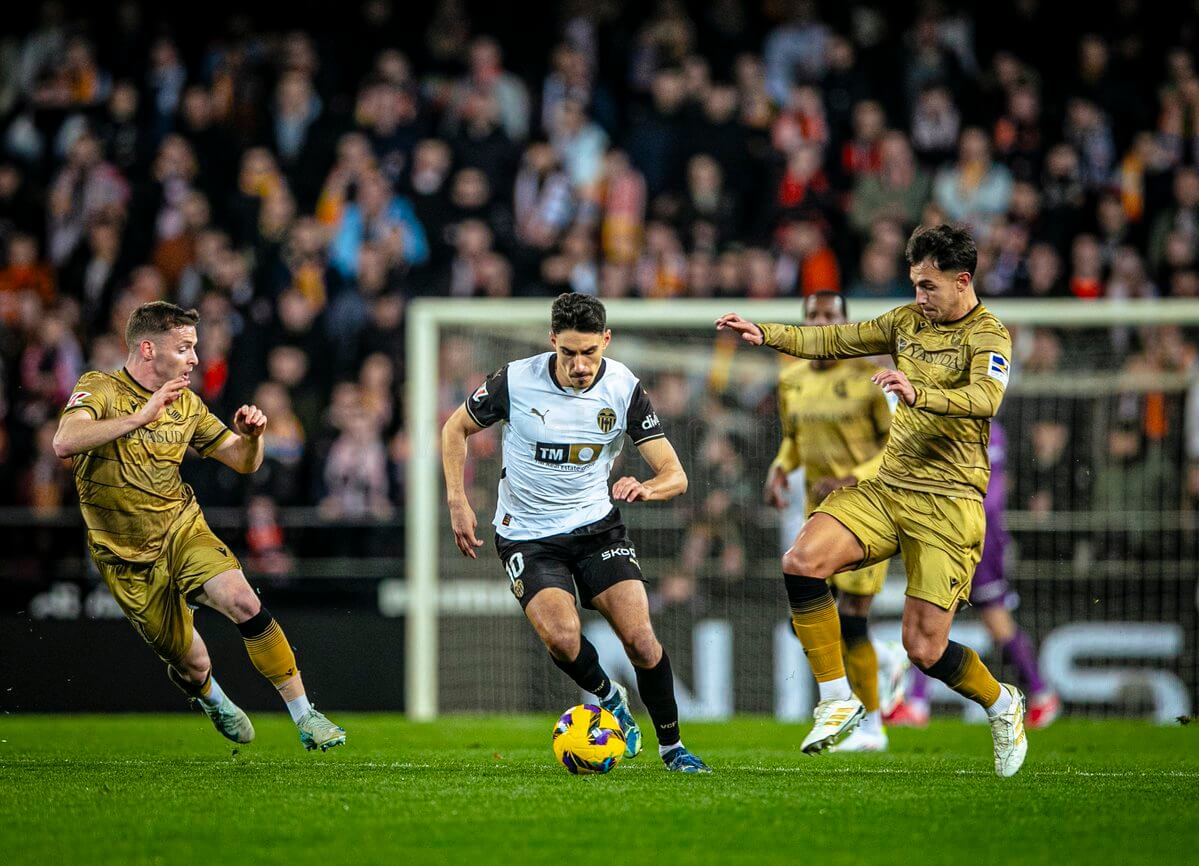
[718,224,1028,777]
[764,291,907,753]
[54,301,346,751]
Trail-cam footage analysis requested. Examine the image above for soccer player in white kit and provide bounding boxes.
[441,293,711,773]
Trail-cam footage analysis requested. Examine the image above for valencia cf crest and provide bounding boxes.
[596,408,617,433]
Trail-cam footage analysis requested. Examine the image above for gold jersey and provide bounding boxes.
[772,358,893,516]
[759,302,1011,500]
[62,368,232,563]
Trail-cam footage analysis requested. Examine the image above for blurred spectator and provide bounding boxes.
[911,85,960,166]
[320,399,392,521]
[933,127,1013,239]
[514,143,575,252]
[266,70,334,208]
[47,132,129,266]
[850,133,931,238]
[1065,99,1115,190]
[849,243,909,299]
[1068,234,1105,299]
[1148,167,1199,274]
[549,99,608,192]
[993,84,1043,182]
[21,420,73,510]
[626,68,689,200]
[329,170,428,277]
[451,37,530,143]
[763,0,829,103]
[0,234,56,310]
[836,100,886,190]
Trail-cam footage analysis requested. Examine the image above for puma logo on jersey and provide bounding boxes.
[529,407,549,423]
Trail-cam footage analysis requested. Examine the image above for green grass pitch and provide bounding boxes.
[1,714,1196,865]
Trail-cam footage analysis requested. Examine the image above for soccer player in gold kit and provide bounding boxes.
[53,302,346,751]
[718,225,1027,777]
[765,291,904,752]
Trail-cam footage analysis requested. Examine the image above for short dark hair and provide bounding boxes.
[804,290,847,319]
[550,292,606,334]
[126,301,200,347]
[905,224,978,276]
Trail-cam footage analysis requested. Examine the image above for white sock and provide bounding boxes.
[858,709,883,735]
[659,741,683,757]
[986,687,1013,718]
[286,693,312,723]
[198,676,225,709]
[597,681,618,703]
[817,676,852,702]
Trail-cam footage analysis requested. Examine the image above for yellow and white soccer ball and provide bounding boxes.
[551,704,626,775]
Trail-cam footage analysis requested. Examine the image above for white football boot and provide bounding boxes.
[801,697,865,754]
[990,683,1028,777]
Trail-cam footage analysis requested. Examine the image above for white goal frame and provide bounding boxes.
[404,297,1199,719]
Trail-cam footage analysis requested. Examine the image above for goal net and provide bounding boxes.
[402,298,1199,724]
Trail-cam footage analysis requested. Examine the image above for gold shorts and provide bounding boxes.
[814,477,984,610]
[92,506,242,664]
[830,560,888,596]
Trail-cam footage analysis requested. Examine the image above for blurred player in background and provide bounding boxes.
[718,224,1028,777]
[442,293,711,773]
[764,291,908,751]
[887,420,1061,728]
[54,302,346,751]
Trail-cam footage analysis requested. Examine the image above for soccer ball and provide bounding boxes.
[551,704,626,775]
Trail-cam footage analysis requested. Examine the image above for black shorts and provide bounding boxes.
[494,508,645,610]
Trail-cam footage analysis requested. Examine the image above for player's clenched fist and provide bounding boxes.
[714,313,765,345]
[233,404,269,437]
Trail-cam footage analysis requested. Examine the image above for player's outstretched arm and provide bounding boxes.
[716,311,894,360]
[441,405,485,558]
[210,405,268,473]
[52,375,188,458]
[613,437,688,503]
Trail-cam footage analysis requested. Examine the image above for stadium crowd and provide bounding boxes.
[0,0,1197,580]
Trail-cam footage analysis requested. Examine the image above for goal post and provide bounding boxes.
[405,297,1199,720]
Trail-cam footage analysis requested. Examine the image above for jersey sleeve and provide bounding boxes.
[464,366,511,428]
[190,395,233,456]
[912,323,1012,419]
[626,382,664,445]
[61,371,113,420]
[757,307,898,360]
[771,377,801,472]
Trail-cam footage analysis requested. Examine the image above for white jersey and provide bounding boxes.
[465,352,665,541]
